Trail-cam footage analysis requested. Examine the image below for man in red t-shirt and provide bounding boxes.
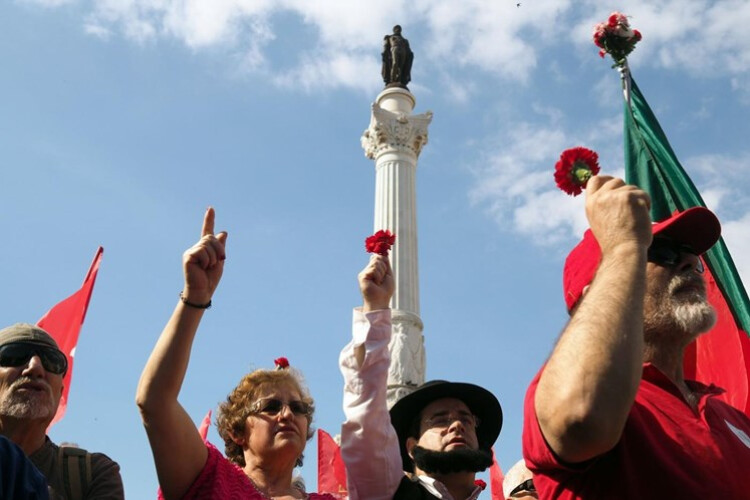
[522,175,750,499]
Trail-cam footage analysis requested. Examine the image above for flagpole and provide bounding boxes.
[618,60,632,107]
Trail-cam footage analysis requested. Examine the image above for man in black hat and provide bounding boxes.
[340,254,502,499]
[0,323,123,499]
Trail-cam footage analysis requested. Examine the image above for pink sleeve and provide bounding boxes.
[340,308,403,500]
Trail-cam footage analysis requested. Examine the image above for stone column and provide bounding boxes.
[361,87,433,407]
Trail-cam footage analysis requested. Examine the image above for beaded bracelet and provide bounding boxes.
[179,291,212,309]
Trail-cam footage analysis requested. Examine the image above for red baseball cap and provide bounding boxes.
[563,207,721,311]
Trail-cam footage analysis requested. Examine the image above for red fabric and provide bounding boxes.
[198,410,212,442]
[563,208,720,311]
[683,266,750,415]
[489,447,504,500]
[523,365,750,499]
[317,429,347,499]
[175,442,335,500]
[37,247,103,427]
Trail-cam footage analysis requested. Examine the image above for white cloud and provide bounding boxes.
[468,121,598,246]
[721,212,750,285]
[84,21,111,39]
[16,1,750,95]
[14,0,570,92]
[272,51,381,94]
[575,1,750,78]
[20,0,76,6]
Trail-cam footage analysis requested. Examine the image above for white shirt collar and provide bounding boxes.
[415,475,484,500]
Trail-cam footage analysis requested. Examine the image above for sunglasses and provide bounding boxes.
[249,397,313,417]
[647,238,704,274]
[509,478,536,497]
[0,343,68,375]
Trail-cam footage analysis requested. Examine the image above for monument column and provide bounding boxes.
[361,87,433,406]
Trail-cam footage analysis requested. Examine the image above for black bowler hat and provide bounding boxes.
[389,380,503,471]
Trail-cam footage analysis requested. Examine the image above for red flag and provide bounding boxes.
[489,447,504,500]
[622,74,750,415]
[37,247,103,427]
[198,409,212,441]
[683,267,750,414]
[317,429,347,498]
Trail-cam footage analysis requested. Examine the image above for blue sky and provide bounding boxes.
[2,1,749,497]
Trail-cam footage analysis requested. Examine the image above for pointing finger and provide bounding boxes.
[202,207,215,237]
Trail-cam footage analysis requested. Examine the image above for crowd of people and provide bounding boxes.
[2,177,750,499]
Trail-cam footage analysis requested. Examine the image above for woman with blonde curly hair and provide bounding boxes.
[136,208,335,500]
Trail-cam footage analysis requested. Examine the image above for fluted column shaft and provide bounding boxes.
[361,87,432,406]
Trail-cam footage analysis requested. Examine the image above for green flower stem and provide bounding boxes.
[573,163,592,185]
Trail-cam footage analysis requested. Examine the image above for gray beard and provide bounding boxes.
[645,272,716,342]
[0,378,55,420]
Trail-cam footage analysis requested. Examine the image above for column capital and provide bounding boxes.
[361,102,433,161]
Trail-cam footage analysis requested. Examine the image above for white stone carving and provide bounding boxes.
[361,89,433,161]
[362,87,432,406]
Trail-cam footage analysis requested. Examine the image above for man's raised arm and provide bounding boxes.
[535,176,652,463]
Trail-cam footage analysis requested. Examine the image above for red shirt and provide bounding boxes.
[159,442,336,500]
[523,364,750,499]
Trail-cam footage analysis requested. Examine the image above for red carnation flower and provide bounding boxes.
[274,357,290,369]
[365,230,396,256]
[474,479,487,490]
[554,147,600,196]
[592,12,641,67]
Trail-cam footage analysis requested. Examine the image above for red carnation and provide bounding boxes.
[474,479,487,490]
[365,230,396,256]
[274,357,290,369]
[554,147,600,196]
[593,11,641,67]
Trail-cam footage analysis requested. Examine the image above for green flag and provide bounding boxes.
[624,75,750,414]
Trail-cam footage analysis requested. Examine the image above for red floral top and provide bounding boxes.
[159,442,336,500]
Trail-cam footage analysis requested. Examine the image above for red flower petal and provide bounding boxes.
[274,357,290,369]
[365,230,396,256]
[554,147,600,197]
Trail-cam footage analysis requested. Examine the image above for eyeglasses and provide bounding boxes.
[249,397,313,417]
[0,343,68,375]
[508,478,536,497]
[423,411,480,430]
[647,238,704,274]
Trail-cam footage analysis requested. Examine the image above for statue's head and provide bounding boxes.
[393,25,402,34]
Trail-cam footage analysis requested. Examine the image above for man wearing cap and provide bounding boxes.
[340,254,502,500]
[0,323,124,499]
[522,176,750,499]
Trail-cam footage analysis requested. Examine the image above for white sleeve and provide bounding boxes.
[340,308,403,500]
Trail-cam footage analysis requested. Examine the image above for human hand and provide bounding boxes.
[181,207,228,305]
[358,254,394,312]
[585,175,652,255]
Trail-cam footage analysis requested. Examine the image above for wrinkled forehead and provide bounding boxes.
[420,397,472,419]
[255,381,302,401]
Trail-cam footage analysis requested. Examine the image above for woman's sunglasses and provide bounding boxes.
[0,342,68,375]
[249,397,313,417]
